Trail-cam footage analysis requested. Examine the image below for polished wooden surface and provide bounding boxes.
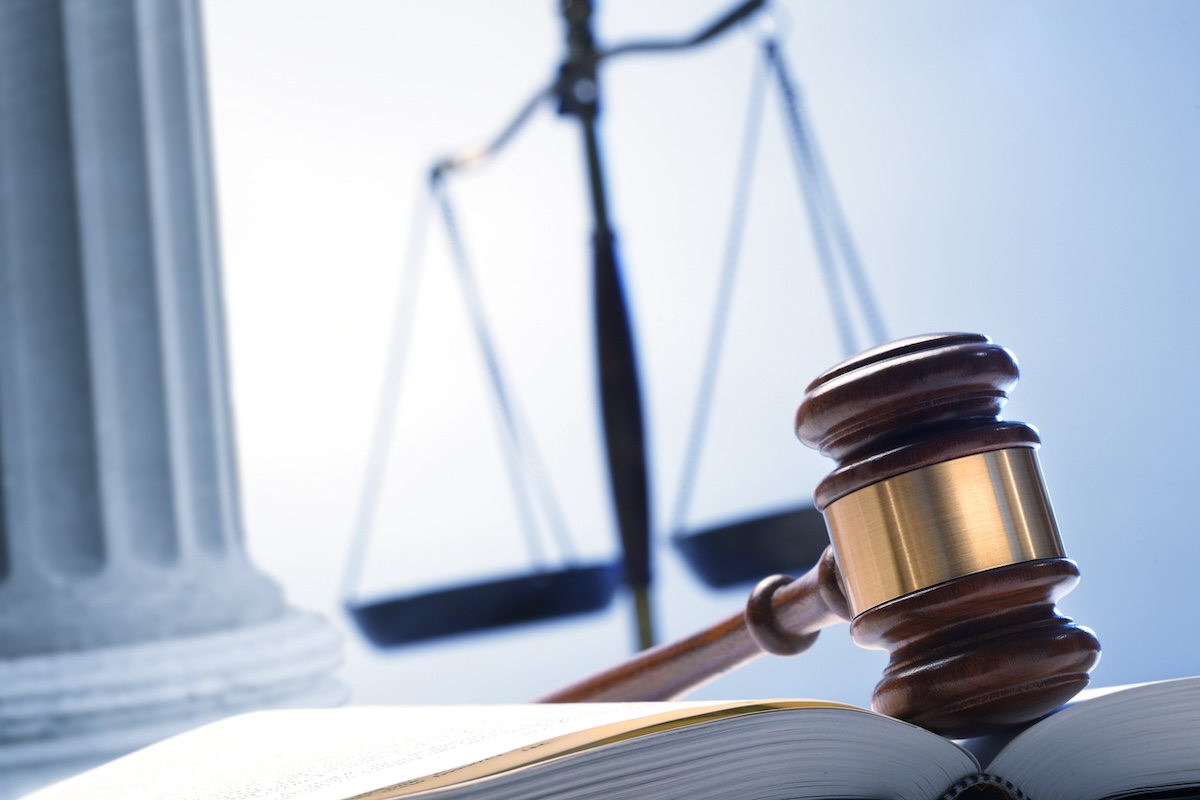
[796,332,1037,508]
[796,332,1015,462]
[539,548,848,702]
[543,333,1100,738]
[853,558,1099,737]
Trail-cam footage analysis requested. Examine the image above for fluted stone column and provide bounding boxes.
[0,0,343,794]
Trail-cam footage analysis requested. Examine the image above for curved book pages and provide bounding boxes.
[21,677,1200,800]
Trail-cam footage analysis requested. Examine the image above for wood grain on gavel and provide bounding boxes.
[541,333,1101,738]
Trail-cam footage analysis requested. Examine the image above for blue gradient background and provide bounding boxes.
[201,1,1199,708]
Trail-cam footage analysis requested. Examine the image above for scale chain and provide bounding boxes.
[431,176,579,569]
[669,48,769,540]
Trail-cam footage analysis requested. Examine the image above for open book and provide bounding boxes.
[22,676,1199,800]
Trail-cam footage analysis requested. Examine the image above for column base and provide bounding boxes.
[0,609,345,798]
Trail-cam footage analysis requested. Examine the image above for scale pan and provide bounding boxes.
[347,561,622,648]
[673,504,828,588]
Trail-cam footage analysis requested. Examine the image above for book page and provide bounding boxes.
[421,704,979,800]
[23,701,847,800]
[988,676,1200,800]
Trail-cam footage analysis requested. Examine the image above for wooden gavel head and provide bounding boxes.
[795,332,1100,737]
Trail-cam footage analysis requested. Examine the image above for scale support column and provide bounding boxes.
[557,0,655,649]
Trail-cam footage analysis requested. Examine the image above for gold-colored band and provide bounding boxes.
[825,448,1065,617]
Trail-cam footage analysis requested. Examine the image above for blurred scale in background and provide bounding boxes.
[204,0,1200,707]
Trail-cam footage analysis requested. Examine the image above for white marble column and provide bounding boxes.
[0,0,343,794]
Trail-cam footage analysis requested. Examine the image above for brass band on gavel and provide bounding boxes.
[824,447,1065,617]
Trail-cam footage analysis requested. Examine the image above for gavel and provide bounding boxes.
[541,332,1101,738]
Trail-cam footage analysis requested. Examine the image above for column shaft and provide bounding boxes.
[0,0,282,656]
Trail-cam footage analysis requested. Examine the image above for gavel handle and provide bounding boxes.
[539,547,851,702]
